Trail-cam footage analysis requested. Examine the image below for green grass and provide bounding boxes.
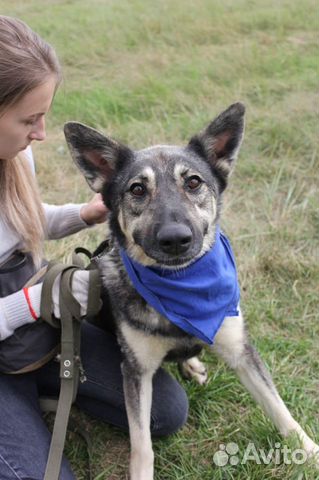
[1,0,318,478]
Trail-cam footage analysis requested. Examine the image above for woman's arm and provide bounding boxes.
[43,193,107,239]
[43,202,88,239]
[0,271,89,341]
[0,284,42,340]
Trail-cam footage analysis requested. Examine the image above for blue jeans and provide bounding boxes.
[0,322,188,480]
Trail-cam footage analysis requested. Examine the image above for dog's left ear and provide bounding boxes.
[188,102,245,188]
[64,122,133,193]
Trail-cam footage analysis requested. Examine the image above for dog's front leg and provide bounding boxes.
[122,359,155,480]
[213,314,319,462]
[119,322,173,479]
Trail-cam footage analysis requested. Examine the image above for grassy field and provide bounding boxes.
[1,0,318,478]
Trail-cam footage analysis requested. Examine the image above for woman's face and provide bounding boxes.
[0,76,57,160]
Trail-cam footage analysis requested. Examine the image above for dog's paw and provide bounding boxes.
[179,356,208,385]
[304,438,319,468]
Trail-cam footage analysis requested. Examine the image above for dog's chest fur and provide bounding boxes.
[98,243,202,363]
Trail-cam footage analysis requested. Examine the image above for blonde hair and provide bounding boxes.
[0,155,46,266]
[0,16,62,265]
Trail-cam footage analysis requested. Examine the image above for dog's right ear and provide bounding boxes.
[64,122,132,192]
[187,103,245,190]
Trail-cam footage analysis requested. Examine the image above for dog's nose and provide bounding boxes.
[157,223,192,255]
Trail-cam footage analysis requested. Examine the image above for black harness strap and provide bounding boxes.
[40,253,102,480]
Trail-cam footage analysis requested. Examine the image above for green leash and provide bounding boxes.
[40,249,102,480]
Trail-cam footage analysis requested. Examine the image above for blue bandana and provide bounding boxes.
[120,228,240,344]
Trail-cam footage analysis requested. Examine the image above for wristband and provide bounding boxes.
[23,287,38,321]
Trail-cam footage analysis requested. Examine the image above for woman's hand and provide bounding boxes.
[80,193,108,225]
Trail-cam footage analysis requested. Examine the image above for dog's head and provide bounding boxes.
[64,103,245,268]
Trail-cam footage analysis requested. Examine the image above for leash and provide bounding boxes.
[39,249,102,480]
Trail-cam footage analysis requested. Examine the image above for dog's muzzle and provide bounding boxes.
[156,223,192,256]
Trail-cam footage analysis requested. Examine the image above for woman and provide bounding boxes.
[0,16,188,480]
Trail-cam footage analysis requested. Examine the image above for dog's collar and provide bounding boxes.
[120,227,240,344]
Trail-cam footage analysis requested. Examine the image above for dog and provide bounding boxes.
[64,103,318,479]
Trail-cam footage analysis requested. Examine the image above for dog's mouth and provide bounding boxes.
[144,248,202,268]
[137,231,203,268]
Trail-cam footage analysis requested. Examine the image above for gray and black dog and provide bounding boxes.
[64,103,318,479]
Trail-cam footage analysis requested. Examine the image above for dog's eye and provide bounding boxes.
[185,175,202,190]
[130,183,146,197]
